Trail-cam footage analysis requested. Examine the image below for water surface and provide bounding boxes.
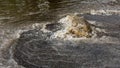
[0,0,120,68]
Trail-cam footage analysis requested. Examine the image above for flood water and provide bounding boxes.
[0,0,120,68]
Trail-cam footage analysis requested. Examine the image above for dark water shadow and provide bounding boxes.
[81,14,120,38]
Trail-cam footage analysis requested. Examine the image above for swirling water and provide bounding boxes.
[0,0,120,68]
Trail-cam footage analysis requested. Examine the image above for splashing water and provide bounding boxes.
[50,14,101,40]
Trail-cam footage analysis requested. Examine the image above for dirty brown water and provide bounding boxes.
[0,0,120,68]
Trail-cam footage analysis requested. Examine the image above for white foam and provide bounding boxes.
[41,23,52,33]
[90,9,120,15]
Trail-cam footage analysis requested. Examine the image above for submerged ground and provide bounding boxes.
[0,0,120,68]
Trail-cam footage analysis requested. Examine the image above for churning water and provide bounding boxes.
[0,0,120,68]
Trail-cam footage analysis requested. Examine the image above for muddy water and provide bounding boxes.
[0,0,120,68]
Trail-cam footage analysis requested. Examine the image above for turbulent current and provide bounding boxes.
[0,0,120,68]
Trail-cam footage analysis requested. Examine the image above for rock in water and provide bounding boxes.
[52,14,93,39]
